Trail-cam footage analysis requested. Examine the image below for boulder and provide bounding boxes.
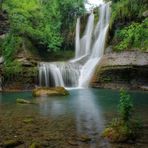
[32,87,69,97]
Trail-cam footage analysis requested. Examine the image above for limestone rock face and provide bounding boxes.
[91,51,148,90]
[33,87,69,97]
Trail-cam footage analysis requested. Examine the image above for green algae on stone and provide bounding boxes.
[23,118,34,124]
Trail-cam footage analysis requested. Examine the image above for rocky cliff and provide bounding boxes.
[91,51,148,90]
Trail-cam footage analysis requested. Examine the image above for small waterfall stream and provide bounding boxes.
[39,2,111,88]
[39,62,81,87]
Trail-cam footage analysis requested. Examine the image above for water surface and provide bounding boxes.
[0,89,147,147]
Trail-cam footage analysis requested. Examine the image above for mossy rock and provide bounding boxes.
[32,87,69,97]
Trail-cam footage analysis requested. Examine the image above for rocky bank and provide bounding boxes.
[91,51,148,90]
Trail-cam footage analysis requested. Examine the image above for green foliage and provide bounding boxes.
[2,0,84,52]
[109,0,148,51]
[114,19,148,51]
[118,89,133,122]
[2,34,22,63]
[4,60,22,76]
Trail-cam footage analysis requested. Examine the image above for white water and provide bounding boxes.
[76,2,111,87]
[39,62,81,87]
[39,2,111,88]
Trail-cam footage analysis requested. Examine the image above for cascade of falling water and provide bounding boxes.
[78,2,111,87]
[39,63,64,87]
[72,13,94,62]
[39,62,81,87]
[38,2,111,88]
[75,18,80,59]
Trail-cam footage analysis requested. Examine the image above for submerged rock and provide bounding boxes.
[2,140,23,147]
[16,98,32,104]
[29,142,41,148]
[32,87,69,97]
[23,118,34,124]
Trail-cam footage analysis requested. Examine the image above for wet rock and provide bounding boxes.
[2,139,23,147]
[32,87,69,97]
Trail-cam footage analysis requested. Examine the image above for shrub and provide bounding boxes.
[118,89,133,122]
[114,19,148,51]
[102,89,142,142]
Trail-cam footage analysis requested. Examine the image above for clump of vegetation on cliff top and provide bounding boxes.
[102,89,142,142]
[114,19,148,51]
[109,0,148,51]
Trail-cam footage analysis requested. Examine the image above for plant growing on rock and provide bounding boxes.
[102,89,142,143]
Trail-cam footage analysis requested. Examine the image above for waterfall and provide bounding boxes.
[75,18,80,59]
[39,62,81,87]
[38,2,111,88]
[78,2,111,87]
